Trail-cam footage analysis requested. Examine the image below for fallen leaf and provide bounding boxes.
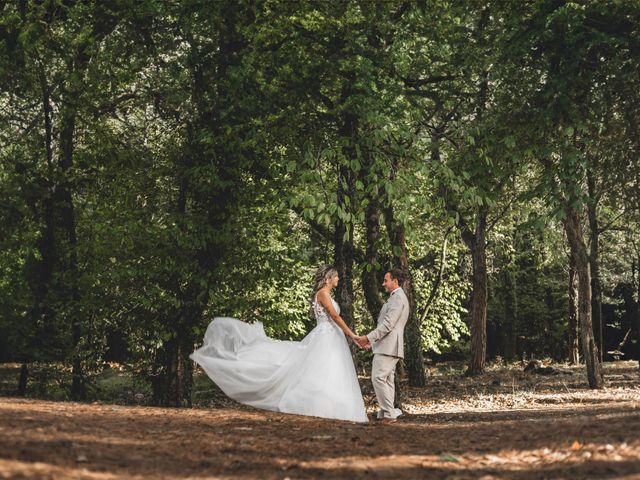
[440,453,459,462]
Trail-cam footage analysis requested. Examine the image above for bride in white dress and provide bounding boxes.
[189,265,368,423]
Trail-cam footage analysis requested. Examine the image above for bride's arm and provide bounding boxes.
[316,290,357,340]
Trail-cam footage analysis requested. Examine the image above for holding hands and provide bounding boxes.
[352,334,371,350]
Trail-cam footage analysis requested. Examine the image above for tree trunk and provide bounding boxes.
[334,181,356,330]
[17,364,28,396]
[568,250,580,364]
[153,7,251,406]
[334,114,358,331]
[152,305,198,407]
[503,259,517,361]
[362,196,383,322]
[26,9,122,399]
[501,225,518,361]
[563,209,604,388]
[419,132,449,325]
[419,232,449,325]
[464,208,488,376]
[152,146,206,407]
[384,203,426,387]
[587,170,603,362]
[167,336,189,407]
[58,98,85,400]
[25,65,57,359]
[463,7,490,375]
[544,286,556,358]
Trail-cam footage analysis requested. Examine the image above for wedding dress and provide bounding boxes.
[190,295,368,422]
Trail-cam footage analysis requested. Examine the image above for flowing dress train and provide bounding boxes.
[190,297,368,422]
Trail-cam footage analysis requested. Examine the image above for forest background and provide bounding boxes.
[1,0,639,407]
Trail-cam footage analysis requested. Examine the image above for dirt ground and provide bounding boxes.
[1,361,639,479]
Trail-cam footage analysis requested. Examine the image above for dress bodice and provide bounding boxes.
[313,295,340,326]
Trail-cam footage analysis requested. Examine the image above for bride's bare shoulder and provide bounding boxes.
[316,288,330,300]
[316,288,333,305]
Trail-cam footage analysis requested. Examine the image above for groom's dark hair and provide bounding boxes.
[389,268,405,285]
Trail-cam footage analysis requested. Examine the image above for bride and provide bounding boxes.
[189,265,368,423]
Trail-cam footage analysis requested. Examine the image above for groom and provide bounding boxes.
[356,269,409,424]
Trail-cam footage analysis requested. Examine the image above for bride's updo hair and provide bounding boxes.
[310,264,338,311]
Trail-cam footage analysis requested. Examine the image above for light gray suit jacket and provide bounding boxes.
[366,288,410,359]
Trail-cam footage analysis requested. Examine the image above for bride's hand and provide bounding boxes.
[351,334,364,348]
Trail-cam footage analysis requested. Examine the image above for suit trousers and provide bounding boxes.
[371,353,400,419]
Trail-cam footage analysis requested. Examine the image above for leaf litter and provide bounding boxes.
[0,360,638,479]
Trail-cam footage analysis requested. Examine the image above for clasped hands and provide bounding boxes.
[352,335,371,350]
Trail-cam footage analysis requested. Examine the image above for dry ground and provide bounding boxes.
[1,361,639,479]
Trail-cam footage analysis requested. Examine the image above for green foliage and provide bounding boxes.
[1,0,639,395]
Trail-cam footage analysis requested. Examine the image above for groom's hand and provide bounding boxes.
[352,336,366,349]
[356,335,371,350]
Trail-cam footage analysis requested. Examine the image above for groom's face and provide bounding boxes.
[382,273,398,293]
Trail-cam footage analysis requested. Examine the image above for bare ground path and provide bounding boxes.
[1,361,639,479]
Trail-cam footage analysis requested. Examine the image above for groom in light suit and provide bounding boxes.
[356,268,410,424]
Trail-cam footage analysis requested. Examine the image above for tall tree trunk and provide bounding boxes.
[384,203,426,387]
[36,61,56,299]
[503,257,517,361]
[587,170,603,362]
[55,16,118,400]
[334,114,357,330]
[568,250,580,364]
[362,196,383,322]
[466,39,489,374]
[25,7,121,400]
[501,224,518,361]
[58,98,84,400]
[154,167,197,406]
[154,5,251,406]
[563,209,604,388]
[464,208,488,376]
[334,215,355,330]
[24,63,57,364]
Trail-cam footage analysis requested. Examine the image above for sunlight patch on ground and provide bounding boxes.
[0,459,122,480]
[287,440,640,476]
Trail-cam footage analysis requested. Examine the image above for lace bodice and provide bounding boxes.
[313,295,340,325]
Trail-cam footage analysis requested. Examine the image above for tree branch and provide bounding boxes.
[403,75,457,88]
[598,210,626,234]
[419,227,452,325]
[290,205,365,263]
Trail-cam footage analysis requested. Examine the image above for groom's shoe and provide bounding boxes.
[379,417,397,425]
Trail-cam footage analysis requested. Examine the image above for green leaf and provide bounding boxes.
[439,453,459,463]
